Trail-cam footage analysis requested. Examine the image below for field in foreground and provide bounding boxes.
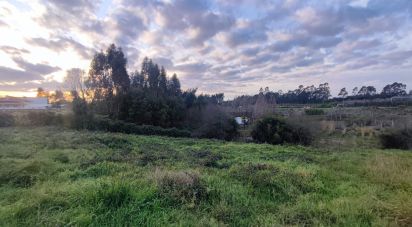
[0,127,411,226]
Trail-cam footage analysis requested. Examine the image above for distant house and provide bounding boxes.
[234,116,249,126]
[0,97,49,110]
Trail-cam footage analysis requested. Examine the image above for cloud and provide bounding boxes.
[12,57,60,76]
[0,46,30,56]
[0,80,62,91]
[0,19,8,27]
[108,8,146,46]
[1,0,412,97]
[224,21,267,47]
[295,7,344,36]
[188,12,234,46]
[0,66,42,82]
[174,62,210,74]
[27,37,94,59]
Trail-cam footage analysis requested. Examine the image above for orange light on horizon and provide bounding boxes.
[0,91,37,98]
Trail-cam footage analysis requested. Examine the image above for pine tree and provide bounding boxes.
[159,66,168,94]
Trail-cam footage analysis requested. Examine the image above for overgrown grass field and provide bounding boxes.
[0,127,411,226]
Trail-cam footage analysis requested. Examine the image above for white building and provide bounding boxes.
[0,97,49,110]
[234,116,249,126]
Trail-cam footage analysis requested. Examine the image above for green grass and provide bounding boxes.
[0,127,411,226]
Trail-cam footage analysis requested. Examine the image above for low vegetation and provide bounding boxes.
[1,127,411,226]
[252,117,313,145]
[380,129,412,150]
[304,108,325,115]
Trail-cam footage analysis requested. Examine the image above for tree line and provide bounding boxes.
[228,82,410,107]
[337,82,410,100]
[36,44,410,140]
[52,44,237,140]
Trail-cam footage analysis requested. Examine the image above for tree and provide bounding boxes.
[381,82,407,98]
[55,90,64,101]
[168,73,181,95]
[64,68,86,99]
[71,90,92,129]
[253,92,274,119]
[131,71,145,88]
[338,88,348,99]
[86,51,113,104]
[106,44,130,94]
[149,63,160,90]
[352,87,358,96]
[86,44,129,116]
[358,86,376,97]
[311,83,331,102]
[37,87,48,98]
[159,66,168,94]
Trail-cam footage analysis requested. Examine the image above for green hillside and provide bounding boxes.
[0,127,411,226]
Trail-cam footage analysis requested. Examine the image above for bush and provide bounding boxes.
[191,104,239,141]
[71,96,94,129]
[87,117,191,138]
[251,117,312,145]
[154,170,207,205]
[26,111,63,126]
[380,129,412,150]
[0,112,15,127]
[304,108,325,115]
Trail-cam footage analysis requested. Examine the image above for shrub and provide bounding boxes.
[86,117,191,138]
[26,111,63,126]
[251,117,312,145]
[71,96,94,129]
[380,129,412,150]
[191,105,239,141]
[0,112,15,127]
[305,108,325,115]
[154,170,207,205]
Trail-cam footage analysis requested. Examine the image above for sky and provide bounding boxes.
[0,0,411,99]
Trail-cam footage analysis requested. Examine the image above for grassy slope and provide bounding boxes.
[0,127,411,226]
